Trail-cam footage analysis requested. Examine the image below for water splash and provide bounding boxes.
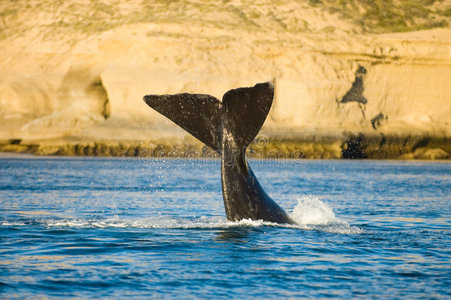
[291,196,343,225]
[41,216,287,229]
[2,203,362,234]
[1,197,362,233]
[290,196,363,234]
[1,215,261,229]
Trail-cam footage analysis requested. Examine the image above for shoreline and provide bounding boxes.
[1,152,450,164]
[1,134,449,160]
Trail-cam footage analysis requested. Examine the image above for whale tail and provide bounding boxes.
[143,82,274,152]
[144,82,294,224]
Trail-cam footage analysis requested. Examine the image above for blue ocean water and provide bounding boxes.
[0,156,450,299]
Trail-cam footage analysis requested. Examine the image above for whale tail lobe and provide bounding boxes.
[143,82,274,151]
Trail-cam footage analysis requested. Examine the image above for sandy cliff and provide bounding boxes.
[1,0,450,158]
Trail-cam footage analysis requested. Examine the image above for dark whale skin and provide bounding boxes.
[144,82,295,224]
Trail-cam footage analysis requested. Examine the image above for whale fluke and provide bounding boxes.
[143,82,295,224]
[144,93,222,152]
[221,82,274,150]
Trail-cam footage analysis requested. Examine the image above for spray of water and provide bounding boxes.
[2,197,362,234]
[290,196,363,234]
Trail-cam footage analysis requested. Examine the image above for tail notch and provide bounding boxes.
[143,82,274,152]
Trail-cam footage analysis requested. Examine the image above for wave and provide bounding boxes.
[1,198,362,234]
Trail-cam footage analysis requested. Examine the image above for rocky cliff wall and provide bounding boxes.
[0,1,450,158]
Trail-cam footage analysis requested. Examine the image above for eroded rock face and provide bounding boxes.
[0,1,450,155]
[0,67,110,139]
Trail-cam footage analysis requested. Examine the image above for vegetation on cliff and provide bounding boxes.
[310,0,450,32]
[1,0,450,40]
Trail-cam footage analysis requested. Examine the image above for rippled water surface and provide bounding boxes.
[1,157,450,298]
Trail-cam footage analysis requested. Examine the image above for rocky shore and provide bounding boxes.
[1,133,449,160]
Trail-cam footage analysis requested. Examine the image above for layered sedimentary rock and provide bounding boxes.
[0,1,450,158]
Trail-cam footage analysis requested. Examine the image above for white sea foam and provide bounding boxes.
[290,196,363,234]
[1,221,27,226]
[42,215,273,229]
[2,197,362,234]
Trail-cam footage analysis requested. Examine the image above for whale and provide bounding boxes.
[143,82,295,224]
